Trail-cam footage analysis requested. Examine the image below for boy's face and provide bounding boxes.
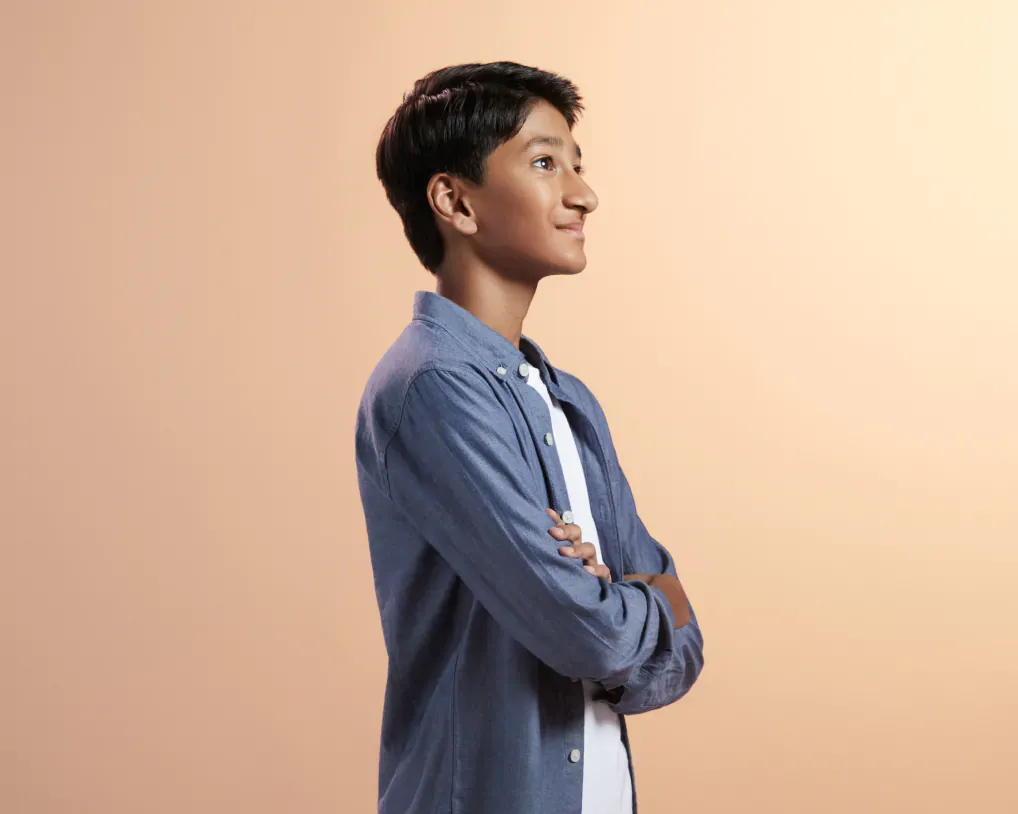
[460,99,599,279]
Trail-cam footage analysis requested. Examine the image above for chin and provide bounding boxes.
[563,255,587,275]
[526,250,587,280]
[551,251,588,276]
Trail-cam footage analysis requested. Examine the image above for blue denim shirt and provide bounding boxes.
[355,290,705,814]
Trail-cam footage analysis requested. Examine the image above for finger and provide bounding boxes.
[557,545,594,569]
[583,564,612,581]
[546,508,565,538]
[548,522,581,543]
[563,524,582,543]
[558,542,596,561]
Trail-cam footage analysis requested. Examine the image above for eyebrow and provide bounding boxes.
[521,135,582,160]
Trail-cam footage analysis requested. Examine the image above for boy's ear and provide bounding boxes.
[427,173,478,236]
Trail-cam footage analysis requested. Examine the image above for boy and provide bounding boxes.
[355,61,704,814]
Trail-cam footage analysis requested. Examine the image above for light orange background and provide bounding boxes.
[5,2,1017,812]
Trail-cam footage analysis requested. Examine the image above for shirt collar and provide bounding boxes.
[412,289,561,390]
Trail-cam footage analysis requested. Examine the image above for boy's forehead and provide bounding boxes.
[512,104,581,157]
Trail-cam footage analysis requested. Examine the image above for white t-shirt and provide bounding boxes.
[524,363,633,814]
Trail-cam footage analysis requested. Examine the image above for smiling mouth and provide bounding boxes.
[557,226,585,239]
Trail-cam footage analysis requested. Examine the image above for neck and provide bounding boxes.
[435,261,538,351]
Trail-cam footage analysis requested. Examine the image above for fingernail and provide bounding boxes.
[550,528,565,538]
[583,565,595,574]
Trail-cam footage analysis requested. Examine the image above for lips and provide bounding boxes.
[557,224,585,238]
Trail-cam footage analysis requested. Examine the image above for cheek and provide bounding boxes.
[500,194,558,243]
[480,177,555,229]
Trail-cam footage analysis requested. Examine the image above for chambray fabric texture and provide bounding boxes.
[354,290,705,814]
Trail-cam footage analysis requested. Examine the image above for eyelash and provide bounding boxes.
[534,156,585,175]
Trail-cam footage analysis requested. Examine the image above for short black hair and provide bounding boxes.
[375,61,585,275]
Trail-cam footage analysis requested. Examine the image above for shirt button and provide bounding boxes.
[562,511,574,524]
[518,362,530,378]
[544,432,554,446]
[496,366,507,376]
[568,748,582,763]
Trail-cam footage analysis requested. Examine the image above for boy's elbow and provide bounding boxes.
[607,616,705,714]
[561,616,655,685]
[541,584,704,686]
[537,594,643,682]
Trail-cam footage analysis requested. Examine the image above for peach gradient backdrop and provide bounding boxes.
[5,2,1017,812]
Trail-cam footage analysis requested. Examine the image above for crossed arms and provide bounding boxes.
[383,366,704,714]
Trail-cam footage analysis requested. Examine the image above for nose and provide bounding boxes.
[563,170,598,215]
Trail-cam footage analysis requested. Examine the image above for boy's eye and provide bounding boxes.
[534,156,586,175]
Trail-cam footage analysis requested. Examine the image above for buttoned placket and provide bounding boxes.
[511,358,621,578]
[496,359,581,698]
[495,360,574,525]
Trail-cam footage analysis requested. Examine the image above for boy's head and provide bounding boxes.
[376,61,598,280]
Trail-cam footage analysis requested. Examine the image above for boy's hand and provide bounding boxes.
[546,508,611,581]
[623,573,692,629]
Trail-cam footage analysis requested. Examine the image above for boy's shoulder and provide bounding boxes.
[357,318,484,435]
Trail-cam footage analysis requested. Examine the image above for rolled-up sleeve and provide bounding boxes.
[382,365,682,686]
